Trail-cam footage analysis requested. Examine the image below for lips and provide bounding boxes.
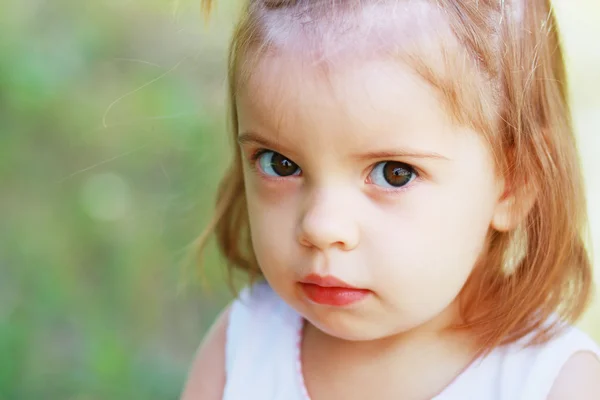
[299,274,370,306]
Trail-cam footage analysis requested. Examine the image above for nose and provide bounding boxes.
[296,187,360,251]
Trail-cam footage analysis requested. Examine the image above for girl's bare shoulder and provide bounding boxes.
[547,351,600,400]
[180,306,231,400]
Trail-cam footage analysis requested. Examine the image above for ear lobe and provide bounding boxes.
[491,182,537,232]
[491,196,516,232]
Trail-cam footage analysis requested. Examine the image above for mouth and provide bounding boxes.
[299,274,371,306]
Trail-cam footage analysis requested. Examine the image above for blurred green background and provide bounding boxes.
[0,0,598,399]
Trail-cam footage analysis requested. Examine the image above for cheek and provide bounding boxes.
[244,171,299,273]
[366,174,497,314]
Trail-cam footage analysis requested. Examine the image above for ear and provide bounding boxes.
[491,176,537,232]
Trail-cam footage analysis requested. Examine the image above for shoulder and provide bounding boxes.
[225,281,300,353]
[180,306,231,400]
[547,350,600,400]
[180,283,297,400]
[512,325,600,399]
[228,281,294,331]
[471,324,600,400]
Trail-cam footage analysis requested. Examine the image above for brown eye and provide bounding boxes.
[369,161,416,188]
[257,151,301,177]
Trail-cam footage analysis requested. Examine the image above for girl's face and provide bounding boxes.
[237,54,506,341]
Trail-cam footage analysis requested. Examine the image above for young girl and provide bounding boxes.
[182,0,600,398]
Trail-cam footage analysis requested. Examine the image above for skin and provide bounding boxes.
[233,52,506,398]
[181,5,600,399]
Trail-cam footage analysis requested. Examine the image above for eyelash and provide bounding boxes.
[249,148,296,172]
[247,148,421,192]
[249,148,272,164]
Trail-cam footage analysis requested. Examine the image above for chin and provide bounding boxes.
[307,304,447,343]
[306,311,400,342]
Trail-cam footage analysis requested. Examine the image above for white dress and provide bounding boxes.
[223,282,600,400]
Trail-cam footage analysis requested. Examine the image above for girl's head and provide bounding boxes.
[199,0,593,352]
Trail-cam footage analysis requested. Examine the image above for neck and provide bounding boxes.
[300,302,479,398]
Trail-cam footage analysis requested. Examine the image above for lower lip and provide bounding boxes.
[300,283,370,306]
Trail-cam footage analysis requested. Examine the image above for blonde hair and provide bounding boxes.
[197,0,593,354]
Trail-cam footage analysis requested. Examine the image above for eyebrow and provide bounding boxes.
[237,131,449,161]
[352,149,449,161]
[238,131,278,148]
[237,131,297,157]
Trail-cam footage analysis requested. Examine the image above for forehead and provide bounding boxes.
[237,53,460,156]
[241,53,440,119]
[235,0,497,135]
[237,3,458,137]
[256,0,455,69]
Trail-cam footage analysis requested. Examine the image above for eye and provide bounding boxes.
[368,161,416,188]
[256,150,301,177]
